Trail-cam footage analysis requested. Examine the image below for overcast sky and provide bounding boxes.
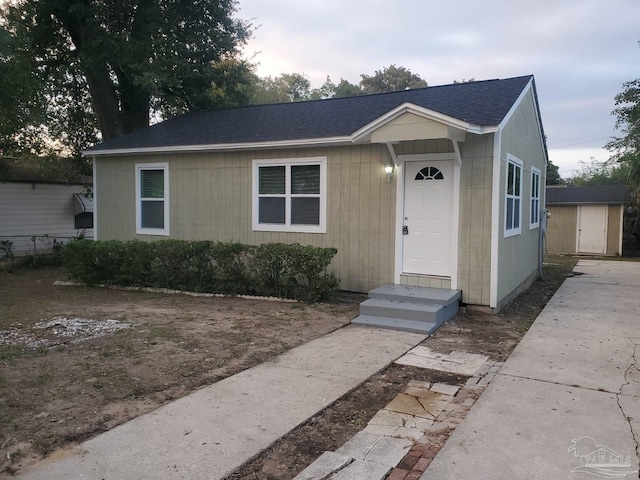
[237,0,639,178]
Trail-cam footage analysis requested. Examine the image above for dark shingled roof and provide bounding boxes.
[86,75,535,153]
[546,185,632,204]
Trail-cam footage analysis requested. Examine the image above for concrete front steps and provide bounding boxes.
[351,284,461,335]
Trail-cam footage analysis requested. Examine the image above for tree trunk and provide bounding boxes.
[51,3,125,140]
[83,65,125,140]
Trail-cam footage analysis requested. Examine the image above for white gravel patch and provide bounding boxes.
[0,317,132,348]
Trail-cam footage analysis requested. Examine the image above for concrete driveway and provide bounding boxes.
[422,259,640,479]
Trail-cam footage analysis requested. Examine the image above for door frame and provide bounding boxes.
[394,153,460,288]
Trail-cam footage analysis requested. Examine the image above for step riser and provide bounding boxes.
[369,292,458,307]
[360,304,443,325]
[368,284,462,307]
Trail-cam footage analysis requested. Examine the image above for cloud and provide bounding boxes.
[238,0,640,176]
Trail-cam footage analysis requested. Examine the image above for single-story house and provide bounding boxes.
[0,158,94,255]
[85,75,547,311]
[545,185,631,256]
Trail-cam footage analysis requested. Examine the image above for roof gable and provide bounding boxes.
[86,75,535,155]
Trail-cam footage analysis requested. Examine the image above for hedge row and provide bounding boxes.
[62,240,339,302]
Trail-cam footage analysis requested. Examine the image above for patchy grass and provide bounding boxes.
[0,267,357,474]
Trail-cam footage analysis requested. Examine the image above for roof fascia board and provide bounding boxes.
[497,77,549,164]
[84,136,354,157]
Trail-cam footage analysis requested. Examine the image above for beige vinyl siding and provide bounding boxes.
[457,134,493,306]
[395,138,454,155]
[95,145,396,292]
[545,205,578,254]
[0,182,93,255]
[496,89,547,304]
[606,204,622,255]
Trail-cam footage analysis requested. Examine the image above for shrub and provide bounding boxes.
[62,240,339,302]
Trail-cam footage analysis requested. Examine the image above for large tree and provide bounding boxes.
[1,0,252,146]
[606,76,640,239]
[360,65,427,94]
[546,159,562,185]
[248,65,427,105]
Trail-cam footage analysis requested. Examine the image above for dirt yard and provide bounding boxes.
[0,255,577,477]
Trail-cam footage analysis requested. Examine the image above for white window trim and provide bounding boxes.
[252,157,327,233]
[135,162,170,236]
[504,154,523,238]
[530,166,541,230]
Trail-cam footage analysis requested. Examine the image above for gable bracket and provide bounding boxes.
[386,143,399,167]
[452,140,462,167]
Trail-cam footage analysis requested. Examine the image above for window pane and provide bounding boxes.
[259,166,285,194]
[141,170,164,199]
[514,165,521,196]
[259,197,285,224]
[506,198,514,229]
[291,165,320,194]
[291,197,320,225]
[507,164,514,195]
[514,198,520,228]
[141,201,164,229]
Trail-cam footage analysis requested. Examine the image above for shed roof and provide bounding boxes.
[546,185,632,205]
[85,75,536,155]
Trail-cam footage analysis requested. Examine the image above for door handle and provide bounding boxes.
[403,225,409,235]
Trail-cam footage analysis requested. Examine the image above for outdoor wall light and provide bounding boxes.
[384,164,394,182]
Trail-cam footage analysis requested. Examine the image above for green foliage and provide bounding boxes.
[360,65,428,94]
[62,240,339,302]
[546,159,562,185]
[567,157,630,186]
[606,76,640,187]
[0,239,14,272]
[0,0,252,159]
[248,64,429,104]
[249,243,339,301]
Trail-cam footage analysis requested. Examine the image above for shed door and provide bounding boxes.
[577,205,607,254]
[402,160,453,276]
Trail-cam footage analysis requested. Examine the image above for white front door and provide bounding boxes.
[577,205,607,254]
[402,160,454,276]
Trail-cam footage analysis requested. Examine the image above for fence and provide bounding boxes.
[0,233,94,258]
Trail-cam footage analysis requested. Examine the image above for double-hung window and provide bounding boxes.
[136,163,169,235]
[504,155,522,237]
[530,166,541,229]
[253,157,327,233]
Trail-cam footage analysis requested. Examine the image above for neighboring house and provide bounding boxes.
[85,75,547,311]
[545,185,631,256]
[0,158,94,255]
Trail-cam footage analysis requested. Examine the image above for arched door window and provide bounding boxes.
[414,166,444,180]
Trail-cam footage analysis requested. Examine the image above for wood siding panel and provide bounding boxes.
[545,205,578,254]
[457,134,493,306]
[95,144,396,292]
[607,204,622,255]
[497,89,547,305]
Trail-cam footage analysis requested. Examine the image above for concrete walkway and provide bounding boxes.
[422,260,640,479]
[16,326,425,480]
